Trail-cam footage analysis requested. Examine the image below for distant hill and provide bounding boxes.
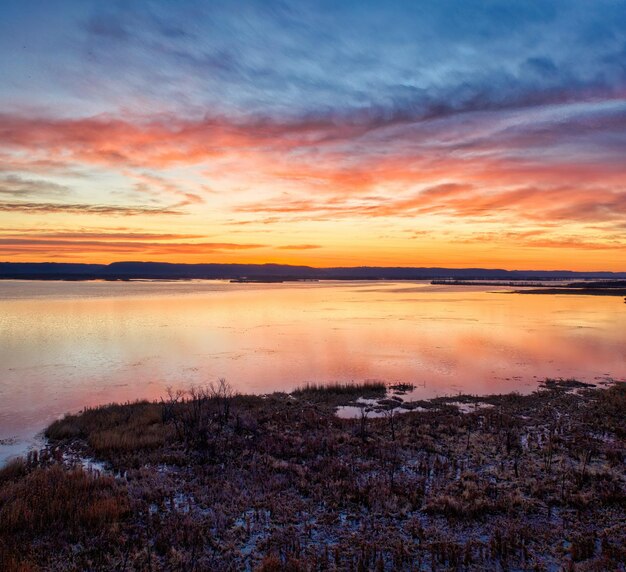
[1,261,624,281]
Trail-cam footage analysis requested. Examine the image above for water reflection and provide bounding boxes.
[1,280,624,463]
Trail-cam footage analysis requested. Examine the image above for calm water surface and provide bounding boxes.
[1,280,624,463]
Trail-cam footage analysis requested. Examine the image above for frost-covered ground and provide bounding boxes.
[1,379,624,571]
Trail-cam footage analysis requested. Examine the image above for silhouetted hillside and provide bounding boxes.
[1,261,624,281]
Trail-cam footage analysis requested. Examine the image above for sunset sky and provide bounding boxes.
[1,1,625,270]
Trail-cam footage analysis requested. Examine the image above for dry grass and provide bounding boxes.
[47,401,171,460]
[0,465,127,535]
[3,380,624,570]
[0,464,129,571]
[291,381,387,404]
[0,457,28,485]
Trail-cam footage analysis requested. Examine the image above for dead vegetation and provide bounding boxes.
[1,380,624,571]
[0,456,129,571]
[292,380,386,404]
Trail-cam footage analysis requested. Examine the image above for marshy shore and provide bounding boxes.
[513,288,626,297]
[1,379,624,571]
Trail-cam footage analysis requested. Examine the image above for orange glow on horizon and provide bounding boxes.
[0,106,624,271]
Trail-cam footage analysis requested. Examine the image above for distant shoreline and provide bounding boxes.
[2,275,625,297]
[432,278,626,297]
[1,261,624,282]
[512,287,626,297]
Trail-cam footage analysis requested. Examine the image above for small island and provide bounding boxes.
[513,280,626,297]
[432,279,626,297]
[1,380,624,571]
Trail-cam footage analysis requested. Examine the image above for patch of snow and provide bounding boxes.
[80,457,108,473]
[335,406,367,419]
[401,405,428,413]
[355,397,379,406]
[447,401,495,414]
[336,400,432,418]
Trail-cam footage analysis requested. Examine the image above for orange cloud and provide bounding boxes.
[0,202,183,216]
[0,237,265,257]
[238,183,626,226]
[276,244,322,250]
[0,113,366,169]
[0,104,624,269]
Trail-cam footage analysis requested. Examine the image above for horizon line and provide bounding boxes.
[1,260,625,275]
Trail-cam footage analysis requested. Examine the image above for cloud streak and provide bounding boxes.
[237,183,626,226]
[0,238,265,257]
[0,201,183,216]
[276,244,322,250]
[0,1,624,268]
[0,175,69,198]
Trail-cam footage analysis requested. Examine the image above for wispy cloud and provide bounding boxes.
[238,183,626,226]
[0,201,183,216]
[0,230,206,240]
[0,175,69,198]
[455,230,626,251]
[0,1,624,268]
[276,244,322,250]
[0,237,265,257]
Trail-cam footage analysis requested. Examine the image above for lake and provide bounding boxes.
[1,279,624,464]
